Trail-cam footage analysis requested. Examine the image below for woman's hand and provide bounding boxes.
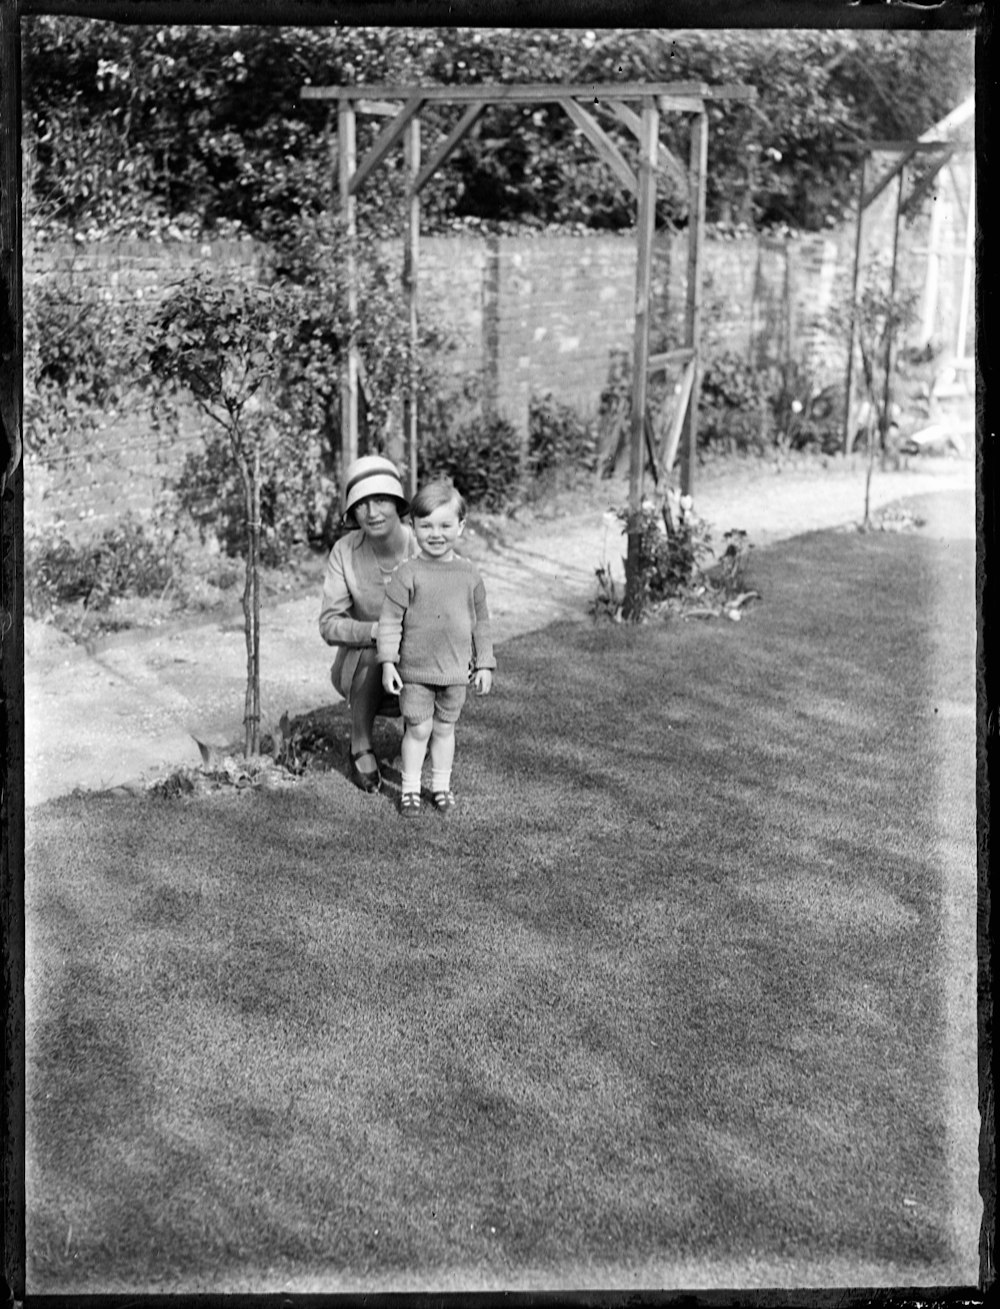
[473,669,493,696]
[382,663,403,694]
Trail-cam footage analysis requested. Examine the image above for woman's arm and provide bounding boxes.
[318,539,378,648]
[375,588,406,667]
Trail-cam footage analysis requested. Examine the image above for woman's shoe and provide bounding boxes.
[349,749,382,793]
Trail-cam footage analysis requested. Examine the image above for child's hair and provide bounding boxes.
[410,479,467,521]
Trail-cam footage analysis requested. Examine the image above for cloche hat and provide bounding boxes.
[342,455,408,517]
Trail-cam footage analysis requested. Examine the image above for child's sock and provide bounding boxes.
[430,769,452,794]
[401,771,422,795]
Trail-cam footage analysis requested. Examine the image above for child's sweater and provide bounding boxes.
[377,555,496,686]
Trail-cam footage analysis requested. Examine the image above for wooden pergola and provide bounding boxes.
[300,80,755,527]
[843,111,974,453]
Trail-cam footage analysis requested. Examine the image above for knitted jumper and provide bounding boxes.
[377,555,496,686]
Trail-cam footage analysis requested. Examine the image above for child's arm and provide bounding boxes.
[470,575,496,693]
[473,668,493,695]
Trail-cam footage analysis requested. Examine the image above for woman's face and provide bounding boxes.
[354,495,402,540]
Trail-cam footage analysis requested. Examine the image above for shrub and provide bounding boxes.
[697,352,770,454]
[419,412,523,512]
[25,515,175,617]
[624,497,714,606]
[527,392,599,478]
[761,359,844,456]
[170,428,337,566]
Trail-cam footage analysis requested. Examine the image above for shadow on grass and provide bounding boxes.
[24,524,977,1292]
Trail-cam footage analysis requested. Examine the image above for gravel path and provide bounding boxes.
[24,455,975,806]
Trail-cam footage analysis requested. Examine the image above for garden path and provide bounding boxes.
[24,454,975,807]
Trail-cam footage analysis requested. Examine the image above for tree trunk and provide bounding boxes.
[863,413,877,530]
[233,426,261,757]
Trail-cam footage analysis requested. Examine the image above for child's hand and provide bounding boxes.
[382,663,403,694]
[473,669,493,696]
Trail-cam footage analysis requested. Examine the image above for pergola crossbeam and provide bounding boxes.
[356,99,401,118]
[594,99,690,195]
[348,93,424,196]
[303,81,714,105]
[598,98,642,136]
[558,96,638,197]
[648,347,695,372]
[413,102,485,196]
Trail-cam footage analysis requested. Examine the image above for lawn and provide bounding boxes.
[23,516,978,1293]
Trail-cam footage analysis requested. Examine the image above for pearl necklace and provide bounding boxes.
[370,540,404,580]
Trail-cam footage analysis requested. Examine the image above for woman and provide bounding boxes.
[319,455,418,792]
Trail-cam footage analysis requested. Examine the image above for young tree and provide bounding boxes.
[840,270,919,529]
[143,271,297,756]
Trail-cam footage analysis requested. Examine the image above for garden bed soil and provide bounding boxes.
[24,451,975,807]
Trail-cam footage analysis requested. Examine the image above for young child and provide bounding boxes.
[377,480,495,816]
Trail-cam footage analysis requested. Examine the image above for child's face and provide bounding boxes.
[413,497,465,560]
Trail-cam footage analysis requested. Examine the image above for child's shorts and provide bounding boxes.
[400,682,467,725]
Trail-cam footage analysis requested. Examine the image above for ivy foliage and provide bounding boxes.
[21,22,974,241]
[22,276,142,462]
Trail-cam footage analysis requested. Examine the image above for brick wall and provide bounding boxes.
[25,215,959,536]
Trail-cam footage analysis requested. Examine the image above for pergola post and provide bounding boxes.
[623,97,658,621]
[679,108,707,499]
[403,115,420,500]
[337,97,359,472]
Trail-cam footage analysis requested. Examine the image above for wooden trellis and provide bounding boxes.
[300,80,754,524]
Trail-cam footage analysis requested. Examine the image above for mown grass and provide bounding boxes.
[24,515,976,1293]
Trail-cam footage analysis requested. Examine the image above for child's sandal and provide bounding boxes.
[399,791,422,818]
[432,790,456,815]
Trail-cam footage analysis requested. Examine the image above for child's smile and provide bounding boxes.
[414,500,465,560]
